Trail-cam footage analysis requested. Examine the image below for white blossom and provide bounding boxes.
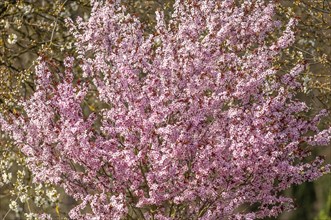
[7,33,18,44]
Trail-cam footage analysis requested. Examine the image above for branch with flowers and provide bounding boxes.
[0,0,330,219]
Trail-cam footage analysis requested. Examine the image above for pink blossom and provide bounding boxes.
[0,0,330,219]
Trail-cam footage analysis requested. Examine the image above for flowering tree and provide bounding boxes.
[1,0,330,219]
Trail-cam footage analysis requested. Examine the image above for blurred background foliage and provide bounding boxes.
[0,0,330,219]
[277,1,331,219]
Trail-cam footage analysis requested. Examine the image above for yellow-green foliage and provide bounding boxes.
[315,191,331,220]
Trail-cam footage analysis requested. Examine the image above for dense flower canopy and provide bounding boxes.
[1,0,330,219]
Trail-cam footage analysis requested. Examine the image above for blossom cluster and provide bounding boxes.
[1,0,330,219]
